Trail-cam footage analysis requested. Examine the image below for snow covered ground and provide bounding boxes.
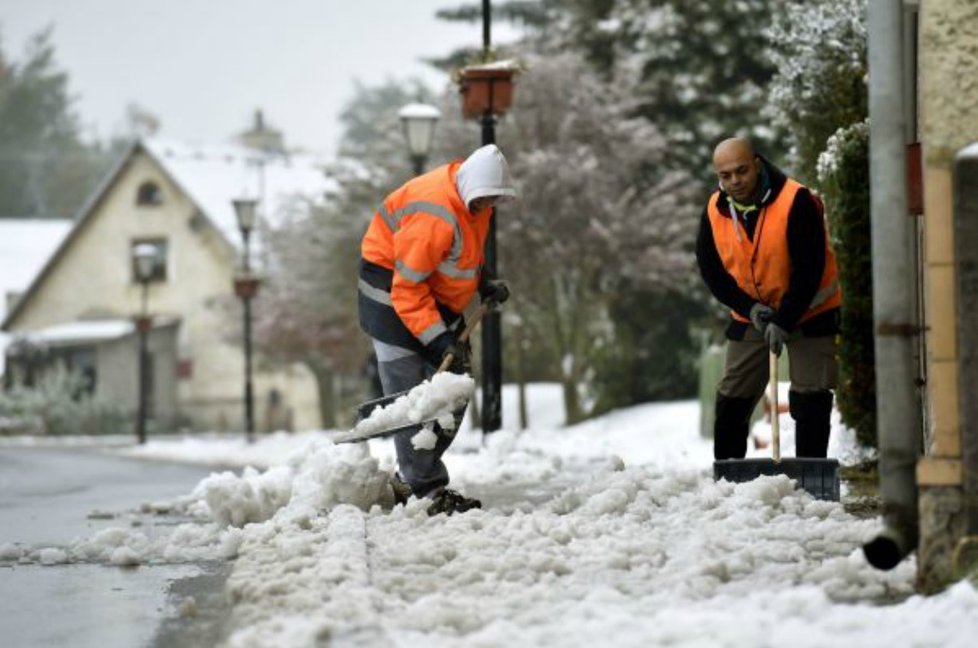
[3,384,977,647]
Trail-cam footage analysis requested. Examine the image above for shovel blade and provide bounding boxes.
[713,457,841,501]
[356,390,409,421]
[333,418,437,445]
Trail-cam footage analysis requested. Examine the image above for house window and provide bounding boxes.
[66,347,97,397]
[131,238,168,282]
[137,181,163,206]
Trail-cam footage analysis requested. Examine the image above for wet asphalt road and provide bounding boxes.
[0,446,232,648]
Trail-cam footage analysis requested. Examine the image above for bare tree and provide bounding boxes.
[435,52,699,423]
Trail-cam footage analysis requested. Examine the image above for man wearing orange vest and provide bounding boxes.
[358,144,516,515]
[696,137,841,461]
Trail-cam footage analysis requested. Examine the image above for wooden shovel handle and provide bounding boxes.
[436,302,490,373]
[770,350,780,463]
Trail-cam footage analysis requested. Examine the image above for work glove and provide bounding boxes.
[480,278,510,305]
[424,330,472,374]
[749,303,774,333]
[765,321,789,357]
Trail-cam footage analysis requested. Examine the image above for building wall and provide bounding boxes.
[920,0,978,459]
[6,148,322,431]
[99,324,180,428]
[917,0,978,591]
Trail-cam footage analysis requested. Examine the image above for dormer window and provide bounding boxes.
[137,181,163,206]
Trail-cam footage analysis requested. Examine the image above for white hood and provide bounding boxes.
[455,144,517,209]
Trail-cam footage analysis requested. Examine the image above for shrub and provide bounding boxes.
[0,366,130,436]
[818,120,876,447]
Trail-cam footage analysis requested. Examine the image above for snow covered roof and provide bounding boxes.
[19,319,135,346]
[0,219,72,373]
[957,141,978,159]
[1,137,337,335]
[0,219,73,315]
[13,316,179,349]
[397,103,441,120]
[142,138,337,249]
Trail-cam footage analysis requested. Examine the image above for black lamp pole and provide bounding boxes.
[242,227,255,444]
[133,245,155,445]
[411,155,426,176]
[481,0,503,433]
[136,281,150,445]
[233,198,259,445]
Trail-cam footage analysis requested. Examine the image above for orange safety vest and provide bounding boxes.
[706,178,841,325]
[360,161,490,345]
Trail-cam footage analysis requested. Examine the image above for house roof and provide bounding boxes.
[0,138,336,333]
[0,219,73,373]
[0,219,73,313]
[142,138,336,249]
[11,317,179,349]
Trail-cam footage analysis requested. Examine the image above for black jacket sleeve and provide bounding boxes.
[772,188,826,330]
[695,208,756,320]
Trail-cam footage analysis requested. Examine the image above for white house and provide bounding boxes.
[1,126,335,433]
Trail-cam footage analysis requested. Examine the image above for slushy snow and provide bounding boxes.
[3,383,977,647]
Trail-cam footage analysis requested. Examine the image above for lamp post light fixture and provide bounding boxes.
[133,243,157,445]
[398,102,441,175]
[232,198,260,444]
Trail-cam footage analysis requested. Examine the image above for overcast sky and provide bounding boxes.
[2,1,518,155]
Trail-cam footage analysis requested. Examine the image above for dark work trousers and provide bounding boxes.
[714,326,838,460]
[374,346,464,497]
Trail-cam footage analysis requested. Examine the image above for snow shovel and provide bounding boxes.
[354,301,489,419]
[713,350,841,501]
[335,303,489,444]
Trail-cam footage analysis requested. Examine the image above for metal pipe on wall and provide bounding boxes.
[863,0,921,570]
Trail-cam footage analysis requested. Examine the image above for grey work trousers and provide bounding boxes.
[717,327,838,400]
[374,347,462,496]
[713,327,838,459]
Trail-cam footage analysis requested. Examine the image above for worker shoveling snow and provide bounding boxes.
[335,372,476,444]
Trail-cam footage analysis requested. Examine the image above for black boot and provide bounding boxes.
[714,394,757,460]
[790,390,833,458]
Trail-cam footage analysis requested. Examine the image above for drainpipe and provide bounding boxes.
[862,0,920,570]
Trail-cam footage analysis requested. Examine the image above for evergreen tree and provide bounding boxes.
[0,27,108,219]
[765,0,868,183]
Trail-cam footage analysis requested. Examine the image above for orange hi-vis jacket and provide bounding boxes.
[359,161,490,348]
[706,178,841,326]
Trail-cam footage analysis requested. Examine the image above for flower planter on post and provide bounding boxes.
[233,276,261,300]
[458,63,516,119]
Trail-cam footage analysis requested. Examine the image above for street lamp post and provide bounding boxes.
[398,103,441,175]
[233,198,260,444]
[133,243,157,445]
[453,0,518,434]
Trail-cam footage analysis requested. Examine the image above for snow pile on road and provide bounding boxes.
[190,439,391,528]
[2,434,392,569]
[1,521,245,568]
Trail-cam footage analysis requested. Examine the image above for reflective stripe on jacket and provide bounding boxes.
[359,161,489,348]
[706,177,841,326]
